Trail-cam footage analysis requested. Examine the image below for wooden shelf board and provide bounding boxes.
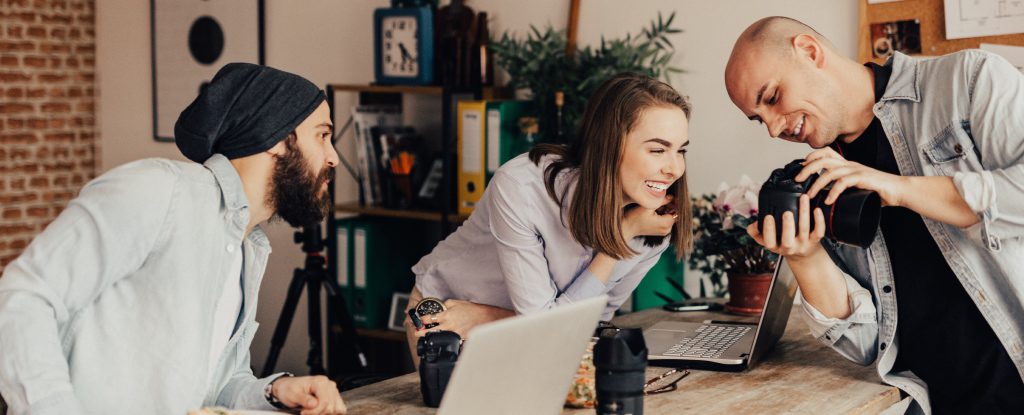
[335,202,468,222]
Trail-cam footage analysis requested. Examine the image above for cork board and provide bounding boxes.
[858,0,1024,64]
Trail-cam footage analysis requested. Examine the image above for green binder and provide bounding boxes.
[350,218,440,328]
[485,100,534,182]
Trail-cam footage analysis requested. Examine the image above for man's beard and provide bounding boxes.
[268,144,334,228]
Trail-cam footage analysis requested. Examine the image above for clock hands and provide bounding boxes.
[398,42,416,65]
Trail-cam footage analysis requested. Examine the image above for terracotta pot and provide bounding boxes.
[725,272,773,315]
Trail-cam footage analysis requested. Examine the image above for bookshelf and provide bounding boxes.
[324,81,497,379]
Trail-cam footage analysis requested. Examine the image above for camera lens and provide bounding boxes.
[594,327,647,415]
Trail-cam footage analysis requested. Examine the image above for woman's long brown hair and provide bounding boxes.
[529,73,693,260]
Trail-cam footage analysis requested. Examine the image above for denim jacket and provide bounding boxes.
[0,155,284,414]
[797,50,1024,414]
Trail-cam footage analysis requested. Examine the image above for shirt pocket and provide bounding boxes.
[921,121,980,175]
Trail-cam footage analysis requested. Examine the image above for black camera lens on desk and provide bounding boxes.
[594,327,648,415]
[758,159,882,248]
[417,331,461,408]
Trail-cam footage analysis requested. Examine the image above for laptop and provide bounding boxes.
[645,259,798,371]
[437,295,608,415]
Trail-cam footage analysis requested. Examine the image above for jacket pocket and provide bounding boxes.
[921,122,981,175]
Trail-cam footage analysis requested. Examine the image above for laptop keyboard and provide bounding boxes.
[663,324,752,359]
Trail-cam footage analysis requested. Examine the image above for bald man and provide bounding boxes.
[725,17,1024,414]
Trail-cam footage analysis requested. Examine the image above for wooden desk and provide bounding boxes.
[342,305,900,414]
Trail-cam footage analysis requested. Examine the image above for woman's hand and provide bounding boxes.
[415,299,515,339]
[621,195,677,240]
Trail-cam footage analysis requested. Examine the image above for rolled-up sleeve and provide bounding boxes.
[487,172,608,314]
[952,51,1024,246]
[799,270,879,366]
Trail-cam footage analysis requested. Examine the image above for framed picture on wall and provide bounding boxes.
[151,0,265,142]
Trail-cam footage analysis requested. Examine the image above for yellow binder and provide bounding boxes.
[457,100,487,216]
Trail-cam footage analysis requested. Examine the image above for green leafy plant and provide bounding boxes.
[491,12,683,143]
[688,177,778,297]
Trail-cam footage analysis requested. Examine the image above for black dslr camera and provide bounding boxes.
[758,159,881,247]
[417,331,461,408]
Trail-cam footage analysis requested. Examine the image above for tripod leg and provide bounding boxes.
[261,268,306,377]
[306,266,326,376]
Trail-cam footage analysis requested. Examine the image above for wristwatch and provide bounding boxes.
[263,372,294,409]
[414,297,447,329]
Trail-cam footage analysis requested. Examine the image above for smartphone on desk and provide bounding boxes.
[662,300,723,312]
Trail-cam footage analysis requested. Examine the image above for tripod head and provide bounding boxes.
[295,222,326,255]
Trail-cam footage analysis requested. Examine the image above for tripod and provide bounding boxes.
[261,222,366,377]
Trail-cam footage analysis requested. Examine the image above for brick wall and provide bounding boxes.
[0,0,96,270]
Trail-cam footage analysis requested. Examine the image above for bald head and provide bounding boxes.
[723,17,874,149]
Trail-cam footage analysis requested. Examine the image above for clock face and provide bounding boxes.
[381,16,419,77]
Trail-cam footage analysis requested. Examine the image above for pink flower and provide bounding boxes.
[713,175,760,229]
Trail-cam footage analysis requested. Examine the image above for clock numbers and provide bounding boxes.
[381,16,419,77]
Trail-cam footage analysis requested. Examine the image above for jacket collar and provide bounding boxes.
[879,52,921,103]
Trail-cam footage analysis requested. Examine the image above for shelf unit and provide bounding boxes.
[324,82,495,378]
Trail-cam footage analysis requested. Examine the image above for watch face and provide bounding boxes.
[415,297,446,329]
[415,297,446,316]
[381,16,419,77]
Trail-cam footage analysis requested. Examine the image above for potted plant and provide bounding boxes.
[688,176,779,315]
[491,12,683,144]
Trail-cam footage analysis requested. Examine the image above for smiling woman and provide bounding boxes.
[402,73,694,367]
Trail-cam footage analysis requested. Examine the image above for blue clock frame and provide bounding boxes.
[374,7,435,85]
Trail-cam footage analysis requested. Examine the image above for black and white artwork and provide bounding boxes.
[151,0,264,142]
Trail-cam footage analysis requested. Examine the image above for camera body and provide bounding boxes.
[758,159,881,248]
[417,330,462,408]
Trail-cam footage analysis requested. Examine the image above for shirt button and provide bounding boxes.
[880,342,887,350]
[226,244,235,253]
[954,143,963,154]
[882,285,892,293]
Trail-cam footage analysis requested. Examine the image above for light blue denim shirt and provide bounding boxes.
[798,50,1024,414]
[413,154,670,321]
[0,155,285,414]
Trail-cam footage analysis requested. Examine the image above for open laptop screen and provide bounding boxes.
[747,258,798,366]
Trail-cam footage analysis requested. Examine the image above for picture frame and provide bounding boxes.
[151,0,265,142]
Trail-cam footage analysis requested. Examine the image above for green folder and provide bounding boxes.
[349,218,440,328]
[485,100,534,182]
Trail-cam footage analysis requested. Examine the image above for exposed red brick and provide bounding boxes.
[26,26,47,39]
[0,56,18,66]
[5,88,25,98]
[0,104,34,114]
[37,73,68,83]
[2,209,22,220]
[0,72,32,82]
[26,206,48,217]
[40,102,70,113]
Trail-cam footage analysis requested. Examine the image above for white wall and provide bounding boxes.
[97,0,858,377]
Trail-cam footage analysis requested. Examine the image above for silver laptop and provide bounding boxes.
[437,295,608,415]
[645,259,797,371]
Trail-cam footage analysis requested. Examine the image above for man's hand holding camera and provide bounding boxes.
[798,148,906,208]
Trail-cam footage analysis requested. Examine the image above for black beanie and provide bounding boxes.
[174,62,326,163]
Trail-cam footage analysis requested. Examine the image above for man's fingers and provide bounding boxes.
[813,207,827,239]
[780,211,796,249]
[761,215,778,249]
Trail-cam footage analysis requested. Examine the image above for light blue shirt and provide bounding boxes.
[413,154,670,321]
[0,155,283,414]
[798,50,1024,414]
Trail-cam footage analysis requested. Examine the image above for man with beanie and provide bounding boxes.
[0,63,347,414]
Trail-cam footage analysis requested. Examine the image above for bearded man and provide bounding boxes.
[0,63,347,415]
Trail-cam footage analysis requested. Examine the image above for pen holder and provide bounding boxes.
[392,173,414,209]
